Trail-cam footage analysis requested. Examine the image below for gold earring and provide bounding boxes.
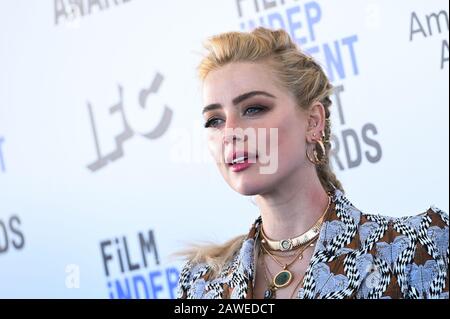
[306,139,327,165]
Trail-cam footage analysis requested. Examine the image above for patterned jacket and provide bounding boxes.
[176,189,449,299]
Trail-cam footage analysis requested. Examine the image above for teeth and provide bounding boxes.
[232,156,247,164]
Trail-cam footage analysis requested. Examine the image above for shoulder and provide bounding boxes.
[176,260,214,299]
[175,235,249,299]
[356,206,449,298]
[358,205,448,253]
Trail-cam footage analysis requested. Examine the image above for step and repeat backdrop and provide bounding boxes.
[0,0,448,298]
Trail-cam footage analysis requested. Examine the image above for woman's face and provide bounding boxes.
[202,61,312,196]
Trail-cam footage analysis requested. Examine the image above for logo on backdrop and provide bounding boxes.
[0,136,5,173]
[236,0,359,83]
[235,0,382,170]
[0,215,25,255]
[329,85,382,171]
[100,229,179,299]
[54,0,135,25]
[86,72,173,172]
[409,9,449,69]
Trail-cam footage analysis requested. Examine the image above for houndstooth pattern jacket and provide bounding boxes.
[176,189,449,299]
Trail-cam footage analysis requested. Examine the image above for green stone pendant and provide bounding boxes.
[273,269,293,288]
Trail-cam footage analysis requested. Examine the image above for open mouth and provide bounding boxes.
[229,156,248,165]
[227,154,259,173]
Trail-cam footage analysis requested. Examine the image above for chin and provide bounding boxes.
[234,187,259,196]
[228,177,267,196]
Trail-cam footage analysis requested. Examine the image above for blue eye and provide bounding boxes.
[204,117,223,128]
[203,106,266,128]
[244,106,265,115]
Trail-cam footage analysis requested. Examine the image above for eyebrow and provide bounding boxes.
[202,90,276,115]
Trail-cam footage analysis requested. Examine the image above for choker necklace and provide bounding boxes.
[260,194,331,251]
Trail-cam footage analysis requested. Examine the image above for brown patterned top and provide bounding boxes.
[177,188,449,299]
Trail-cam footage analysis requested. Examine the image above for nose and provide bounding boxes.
[223,133,239,144]
[221,113,240,143]
[222,129,247,145]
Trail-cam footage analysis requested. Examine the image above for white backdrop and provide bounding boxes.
[0,0,448,298]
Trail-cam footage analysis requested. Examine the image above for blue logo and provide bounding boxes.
[100,230,179,299]
[237,0,360,82]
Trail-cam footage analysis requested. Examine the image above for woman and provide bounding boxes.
[175,27,449,299]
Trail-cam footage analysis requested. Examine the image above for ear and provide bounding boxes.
[306,101,326,143]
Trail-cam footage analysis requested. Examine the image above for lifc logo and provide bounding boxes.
[54,0,134,25]
[100,229,179,299]
[0,136,5,173]
[86,73,173,172]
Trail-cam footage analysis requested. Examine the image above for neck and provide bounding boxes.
[254,165,330,241]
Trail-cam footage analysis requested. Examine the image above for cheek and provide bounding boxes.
[261,113,306,166]
[206,132,224,163]
[280,120,305,150]
[282,131,305,166]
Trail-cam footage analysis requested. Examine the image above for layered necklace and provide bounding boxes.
[258,195,331,299]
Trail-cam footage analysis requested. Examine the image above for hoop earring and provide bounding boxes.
[306,139,327,165]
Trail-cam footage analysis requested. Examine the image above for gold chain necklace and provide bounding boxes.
[259,235,318,299]
[261,250,304,299]
[260,195,331,251]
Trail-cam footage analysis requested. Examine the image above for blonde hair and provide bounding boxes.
[170,234,247,278]
[173,27,344,278]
